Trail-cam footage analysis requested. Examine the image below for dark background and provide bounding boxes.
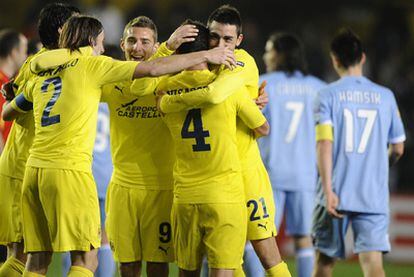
[1,0,414,193]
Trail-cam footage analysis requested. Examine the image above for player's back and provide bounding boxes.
[160,70,264,204]
[317,76,405,213]
[18,53,136,172]
[259,70,325,191]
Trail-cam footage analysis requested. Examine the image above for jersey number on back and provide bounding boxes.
[343,108,377,153]
[181,108,211,152]
[285,101,304,143]
[41,77,62,127]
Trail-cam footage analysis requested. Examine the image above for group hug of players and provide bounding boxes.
[0,2,405,277]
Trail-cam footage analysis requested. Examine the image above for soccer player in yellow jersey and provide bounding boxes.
[156,20,269,277]
[158,5,291,277]
[101,17,198,277]
[3,15,236,277]
[0,3,80,277]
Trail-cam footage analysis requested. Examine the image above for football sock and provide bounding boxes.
[62,252,71,276]
[296,247,314,277]
[68,266,93,277]
[243,242,264,276]
[96,244,115,277]
[0,256,25,277]
[22,271,45,277]
[200,257,208,277]
[265,261,291,277]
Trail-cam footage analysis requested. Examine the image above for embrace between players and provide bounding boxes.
[0,3,291,277]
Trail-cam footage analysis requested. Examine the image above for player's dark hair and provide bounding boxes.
[38,2,80,49]
[207,5,242,35]
[330,28,364,68]
[0,29,22,58]
[176,20,209,54]
[123,16,158,42]
[268,32,307,75]
[59,15,103,52]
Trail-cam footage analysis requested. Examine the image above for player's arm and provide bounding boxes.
[236,90,269,137]
[158,50,259,113]
[389,143,404,166]
[388,94,406,166]
[316,135,342,219]
[133,46,236,78]
[2,82,33,121]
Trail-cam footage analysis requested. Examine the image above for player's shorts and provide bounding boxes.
[243,163,277,240]
[274,189,315,236]
[172,202,247,271]
[105,181,174,263]
[312,204,390,259]
[0,174,23,245]
[98,198,106,230]
[21,166,101,252]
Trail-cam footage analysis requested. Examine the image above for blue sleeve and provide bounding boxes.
[388,95,406,144]
[316,90,332,126]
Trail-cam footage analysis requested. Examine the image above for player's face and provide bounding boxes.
[13,35,28,68]
[92,31,105,56]
[263,40,277,73]
[208,21,243,51]
[121,27,158,62]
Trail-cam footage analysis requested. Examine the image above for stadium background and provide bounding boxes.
[1,0,414,276]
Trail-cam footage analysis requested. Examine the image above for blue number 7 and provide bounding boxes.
[41,77,62,127]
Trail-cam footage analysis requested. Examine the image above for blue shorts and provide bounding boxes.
[312,204,390,259]
[273,189,315,236]
[99,198,106,230]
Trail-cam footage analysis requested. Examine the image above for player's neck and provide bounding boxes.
[0,58,16,78]
[338,65,363,78]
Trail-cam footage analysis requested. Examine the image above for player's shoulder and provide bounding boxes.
[259,71,287,83]
[305,74,326,87]
[234,48,257,67]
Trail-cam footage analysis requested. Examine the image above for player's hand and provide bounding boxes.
[255,81,268,110]
[1,79,17,101]
[166,24,199,51]
[156,90,167,115]
[205,47,236,70]
[325,191,343,218]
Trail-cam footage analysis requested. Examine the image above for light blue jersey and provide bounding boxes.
[316,76,405,214]
[93,103,113,199]
[259,71,325,191]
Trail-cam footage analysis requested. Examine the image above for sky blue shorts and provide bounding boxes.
[312,204,390,259]
[274,189,315,236]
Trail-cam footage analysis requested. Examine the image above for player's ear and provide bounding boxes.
[236,33,243,47]
[360,52,366,66]
[120,38,125,52]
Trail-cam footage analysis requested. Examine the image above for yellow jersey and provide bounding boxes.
[101,81,175,189]
[158,48,262,169]
[11,52,137,172]
[0,48,47,179]
[158,69,266,204]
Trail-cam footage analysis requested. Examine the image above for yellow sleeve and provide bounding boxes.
[235,89,266,129]
[148,42,174,60]
[86,56,137,86]
[126,43,174,96]
[130,77,161,96]
[10,81,34,113]
[316,124,334,141]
